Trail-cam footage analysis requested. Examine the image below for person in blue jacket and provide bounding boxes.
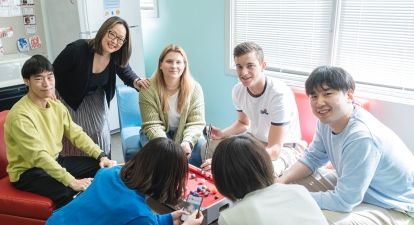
[46,137,203,225]
[279,66,414,225]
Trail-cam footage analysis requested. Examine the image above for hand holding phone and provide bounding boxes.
[181,193,203,221]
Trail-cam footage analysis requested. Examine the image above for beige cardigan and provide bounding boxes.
[139,79,205,146]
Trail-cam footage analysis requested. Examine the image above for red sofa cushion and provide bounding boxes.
[0,177,54,220]
[293,89,317,144]
[0,213,46,225]
[0,110,54,222]
[0,110,9,179]
[292,88,370,145]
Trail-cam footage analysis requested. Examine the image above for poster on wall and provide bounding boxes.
[0,26,13,38]
[23,15,35,25]
[25,25,36,34]
[29,35,41,49]
[21,0,34,5]
[20,0,36,34]
[0,0,22,17]
[103,0,120,16]
[21,5,33,15]
[16,37,29,52]
[0,39,4,55]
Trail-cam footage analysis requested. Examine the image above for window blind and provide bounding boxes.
[230,0,414,93]
[232,0,333,74]
[334,0,414,90]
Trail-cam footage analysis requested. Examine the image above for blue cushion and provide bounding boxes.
[116,84,141,128]
[120,127,141,150]
[120,126,141,161]
[115,84,142,161]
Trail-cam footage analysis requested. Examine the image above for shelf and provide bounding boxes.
[0,53,30,63]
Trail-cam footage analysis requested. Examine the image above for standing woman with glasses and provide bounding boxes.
[53,16,149,158]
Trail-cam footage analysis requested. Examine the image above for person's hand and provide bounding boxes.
[210,126,224,140]
[275,174,285,183]
[69,178,93,192]
[171,209,186,225]
[181,142,192,158]
[200,158,212,171]
[134,78,150,90]
[183,211,204,225]
[99,156,117,168]
[266,147,279,161]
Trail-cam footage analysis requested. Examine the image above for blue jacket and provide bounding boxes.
[46,166,173,225]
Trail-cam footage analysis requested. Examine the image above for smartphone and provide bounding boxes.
[181,193,203,221]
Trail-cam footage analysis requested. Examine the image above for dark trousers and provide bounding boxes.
[12,155,100,209]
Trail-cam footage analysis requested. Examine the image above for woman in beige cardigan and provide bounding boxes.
[139,44,206,166]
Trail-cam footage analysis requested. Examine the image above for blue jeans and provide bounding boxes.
[139,130,205,167]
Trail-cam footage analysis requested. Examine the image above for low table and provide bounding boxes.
[148,164,232,225]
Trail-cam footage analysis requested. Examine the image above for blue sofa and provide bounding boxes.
[115,84,142,162]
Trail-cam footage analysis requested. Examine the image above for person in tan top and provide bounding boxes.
[139,44,206,166]
[4,55,116,208]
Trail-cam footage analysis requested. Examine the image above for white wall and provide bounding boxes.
[369,99,414,154]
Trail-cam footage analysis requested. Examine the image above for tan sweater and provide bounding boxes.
[139,79,205,146]
[5,96,102,186]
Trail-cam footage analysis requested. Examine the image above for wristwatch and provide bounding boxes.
[97,152,107,161]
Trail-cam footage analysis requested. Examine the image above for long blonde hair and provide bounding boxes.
[153,44,193,113]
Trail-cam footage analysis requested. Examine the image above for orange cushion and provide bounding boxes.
[0,177,54,220]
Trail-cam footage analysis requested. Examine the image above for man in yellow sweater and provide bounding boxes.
[4,55,116,208]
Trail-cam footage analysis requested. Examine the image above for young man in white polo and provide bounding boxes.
[202,42,302,175]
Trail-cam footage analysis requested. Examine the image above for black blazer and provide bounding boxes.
[53,39,140,110]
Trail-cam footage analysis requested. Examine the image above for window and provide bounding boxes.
[140,0,158,18]
[226,0,414,103]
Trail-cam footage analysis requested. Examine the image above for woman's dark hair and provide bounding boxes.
[305,66,355,96]
[89,16,131,67]
[21,54,53,79]
[120,137,188,204]
[211,135,274,201]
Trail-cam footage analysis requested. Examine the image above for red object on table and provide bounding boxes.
[169,164,231,224]
[185,164,226,209]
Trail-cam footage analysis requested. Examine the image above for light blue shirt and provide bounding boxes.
[301,106,414,213]
[46,166,173,225]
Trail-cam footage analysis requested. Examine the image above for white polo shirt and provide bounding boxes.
[232,76,301,143]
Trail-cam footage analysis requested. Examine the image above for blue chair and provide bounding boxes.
[115,84,142,162]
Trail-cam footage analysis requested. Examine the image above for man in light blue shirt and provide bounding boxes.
[279,66,414,225]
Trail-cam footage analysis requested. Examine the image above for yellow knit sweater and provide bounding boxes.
[5,96,102,186]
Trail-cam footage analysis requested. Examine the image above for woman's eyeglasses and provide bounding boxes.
[107,30,126,45]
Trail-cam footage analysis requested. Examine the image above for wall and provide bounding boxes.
[369,100,414,152]
[141,0,237,129]
[142,0,414,152]
[0,0,47,56]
